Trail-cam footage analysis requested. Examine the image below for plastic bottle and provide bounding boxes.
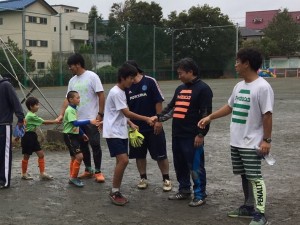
[254,146,276,165]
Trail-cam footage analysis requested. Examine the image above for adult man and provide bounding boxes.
[0,75,25,188]
[198,48,273,225]
[58,53,105,183]
[154,58,213,207]
[125,60,172,192]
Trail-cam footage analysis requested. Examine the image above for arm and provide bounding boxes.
[57,98,69,121]
[198,104,232,128]
[259,112,273,155]
[121,108,154,126]
[6,82,25,123]
[96,91,105,121]
[153,102,163,135]
[43,119,60,125]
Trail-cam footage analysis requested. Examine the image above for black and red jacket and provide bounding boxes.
[158,77,213,138]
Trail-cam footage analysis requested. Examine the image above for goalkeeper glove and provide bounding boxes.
[128,128,144,148]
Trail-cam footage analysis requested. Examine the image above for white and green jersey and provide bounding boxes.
[228,77,274,148]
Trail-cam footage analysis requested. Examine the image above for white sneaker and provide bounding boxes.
[21,173,33,180]
[137,178,148,189]
[40,173,54,181]
[163,179,172,192]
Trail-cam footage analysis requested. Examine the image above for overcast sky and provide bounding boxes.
[47,0,300,26]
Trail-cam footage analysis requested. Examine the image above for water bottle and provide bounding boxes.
[254,146,276,165]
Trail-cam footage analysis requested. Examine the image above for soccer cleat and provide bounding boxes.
[137,178,148,189]
[40,173,54,181]
[69,178,84,187]
[188,198,206,207]
[21,173,33,180]
[162,179,172,192]
[78,170,94,179]
[227,205,255,218]
[109,191,128,206]
[94,172,105,183]
[249,212,268,225]
[168,192,191,200]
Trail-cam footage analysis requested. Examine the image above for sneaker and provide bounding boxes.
[78,170,94,179]
[227,205,255,218]
[21,173,33,180]
[94,172,105,183]
[188,197,206,207]
[249,212,268,225]
[40,173,54,181]
[137,178,148,189]
[168,192,191,200]
[162,179,172,192]
[69,178,84,187]
[109,191,129,206]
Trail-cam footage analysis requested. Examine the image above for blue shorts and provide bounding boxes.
[106,138,128,157]
[129,130,167,161]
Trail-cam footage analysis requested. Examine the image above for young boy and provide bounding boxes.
[198,48,274,225]
[63,91,100,187]
[21,97,60,181]
[102,63,154,206]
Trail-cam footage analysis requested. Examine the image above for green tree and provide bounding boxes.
[0,37,35,85]
[166,4,236,77]
[263,9,300,56]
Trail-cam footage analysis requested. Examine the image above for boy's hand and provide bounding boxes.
[90,119,101,127]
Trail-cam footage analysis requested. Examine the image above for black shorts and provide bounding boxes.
[21,132,41,155]
[129,129,167,161]
[63,133,82,157]
[106,138,128,157]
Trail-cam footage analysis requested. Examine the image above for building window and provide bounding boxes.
[28,16,37,23]
[28,40,37,47]
[40,40,48,47]
[252,18,263,24]
[39,17,47,24]
[54,27,56,32]
[0,18,3,25]
[37,62,45,69]
[66,25,68,31]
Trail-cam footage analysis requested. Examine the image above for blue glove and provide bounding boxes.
[13,124,25,138]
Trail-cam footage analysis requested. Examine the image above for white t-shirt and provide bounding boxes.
[67,70,104,120]
[102,85,128,139]
[228,77,274,148]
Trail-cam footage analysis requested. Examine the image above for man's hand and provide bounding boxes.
[153,122,162,135]
[82,134,89,142]
[194,135,204,148]
[57,115,64,122]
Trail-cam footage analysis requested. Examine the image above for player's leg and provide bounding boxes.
[0,125,12,188]
[78,125,93,178]
[21,132,33,180]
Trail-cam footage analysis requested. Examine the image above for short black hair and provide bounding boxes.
[117,63,138,82]
[125,60,144,73]
[175,58,199,77]
[67,53,85,68]
[237,48,262,71]
[25,96,39,110]
[67,91,78,102]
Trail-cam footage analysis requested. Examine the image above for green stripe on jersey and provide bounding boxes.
[232,118,246,124]
[233,103,250,110]
[239,89,250,94]
[232,110,248,117]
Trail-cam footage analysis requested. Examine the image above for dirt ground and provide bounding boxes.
[0,78,299,225]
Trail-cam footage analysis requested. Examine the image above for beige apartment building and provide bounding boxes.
[0,0,88,73]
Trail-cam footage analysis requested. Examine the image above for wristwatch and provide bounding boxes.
[98,112,104,117]
[263,138,272,143]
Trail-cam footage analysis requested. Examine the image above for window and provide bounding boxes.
[0,18,3,25]
[37,62,45,69]
[66,26,68,31]
[39,17,47,24]
[40,40,48,47]
[28,16,37,23]
[28,40,37,47]
[54,27,56,32]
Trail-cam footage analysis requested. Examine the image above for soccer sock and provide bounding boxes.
[251,178,266,213]
[38,158,45,174]
[140,174,147,180]
[22,159,29,174]
[162,174,170,181]
[112,187,120,193]
[241,174,254,206]
[70,159,75,176]
[71,160,81,178]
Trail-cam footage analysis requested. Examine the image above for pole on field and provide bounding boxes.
[59,13,63,86]
[171,29,174,80]
[94,17,97,70]
[153,25,156,78]
[126,22,129,61]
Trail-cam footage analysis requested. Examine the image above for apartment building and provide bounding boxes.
[51,5,88,53]
[0,0,89,72]
[0,0,57,71]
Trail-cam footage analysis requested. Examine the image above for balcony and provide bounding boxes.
[70,29,88,40]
